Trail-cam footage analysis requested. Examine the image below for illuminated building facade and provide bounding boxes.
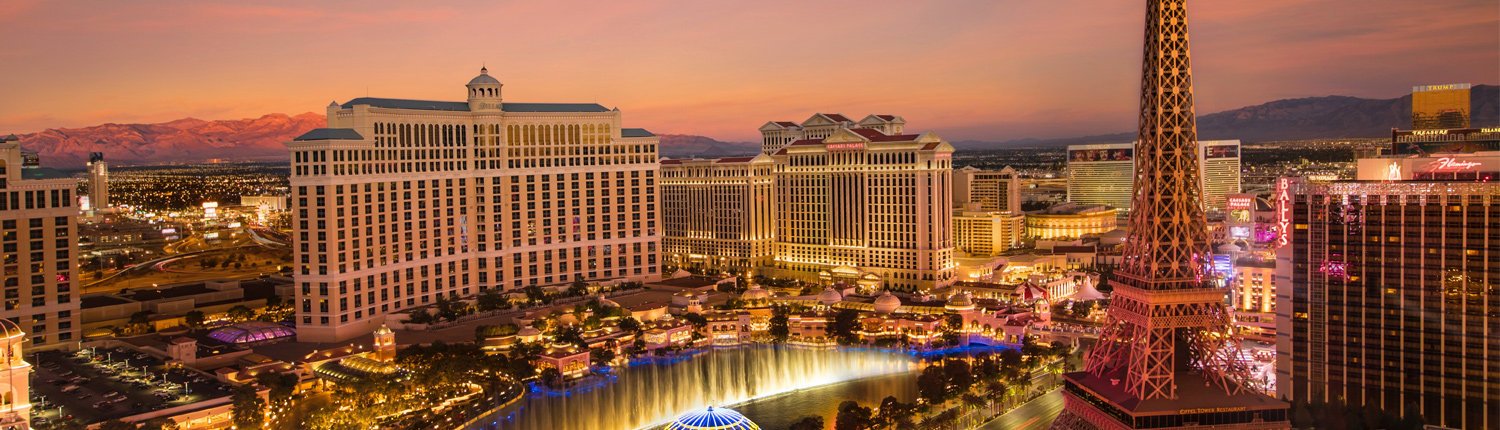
[1065,142,1135,210]
[1411,83,1470,130]
[1356,152,1499,182]
[1200,140,1242,213]
[87,152,107,211]
[766,126,957,292]
[659,155,775,272]
[1067,140,1240,212]
[955,166,1022,214]
[1232,256,1275,314]
[0,320,30,429]
[954,205,1024,257]
[1052,1,1288,428]
[953,166,1025,256]
[0,135,80,352]
[1276,165,1499,429]
[287,67,662,342]
[1023,203,1116,240]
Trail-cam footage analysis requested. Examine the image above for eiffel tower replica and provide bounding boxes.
[1049,1,1289,429]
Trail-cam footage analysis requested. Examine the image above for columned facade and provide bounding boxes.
[288,67,662,342]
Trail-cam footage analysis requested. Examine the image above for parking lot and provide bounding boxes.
[29,347,234,428]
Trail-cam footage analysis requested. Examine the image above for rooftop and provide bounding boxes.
[340,97,610,113]
[293,128,364,141]
[1064,370,1287,415]
[650,275,728,289]
[621,128,655,138]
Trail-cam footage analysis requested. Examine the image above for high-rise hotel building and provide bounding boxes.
[659,155,775,273]
[763,127,957,292]
[1066,140,1240,211]
[287,68,661,342]
[0,135,79,351]
[951,167,1024,256]
[1277,152,1499,429]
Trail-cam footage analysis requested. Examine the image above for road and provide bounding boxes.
[977,389,1064,430]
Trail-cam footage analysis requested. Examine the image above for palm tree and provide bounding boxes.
[894,417,916,430]
[985,380,1009,413]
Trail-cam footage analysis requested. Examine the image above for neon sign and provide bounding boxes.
[826,143,864,150]
[1274,177,1294,249]
[1386,163,1402,181]
[1226,197,1253,210]
[1411,130,1449,136]
[1419,157,1482,172]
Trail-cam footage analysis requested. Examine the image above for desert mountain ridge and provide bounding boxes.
[12,84,1495,166]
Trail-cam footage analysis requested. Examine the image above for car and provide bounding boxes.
[77,393,93,399]
[105,391,120,397]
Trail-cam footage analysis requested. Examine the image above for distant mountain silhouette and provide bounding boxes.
[13,84,1496,166]
[956,84,1498,149]
[10,114,764,167]
[656,134,760,158]
[16,113,325,167]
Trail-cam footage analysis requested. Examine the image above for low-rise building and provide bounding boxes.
[1024,203,1117,240]
[535,343,590,378]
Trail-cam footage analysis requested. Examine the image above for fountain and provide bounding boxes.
[468,346,917,430]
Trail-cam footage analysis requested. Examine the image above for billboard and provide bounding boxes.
[1229,226,1251,239]
[1204,144,1239,158]
[1069,148,1133,163]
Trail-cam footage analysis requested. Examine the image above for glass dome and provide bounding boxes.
[208,321,296,344]
[666,406,760,430]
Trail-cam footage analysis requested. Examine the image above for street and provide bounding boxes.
[977,389,1064,430]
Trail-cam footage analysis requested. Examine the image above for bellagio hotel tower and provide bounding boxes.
[288,68,661,342]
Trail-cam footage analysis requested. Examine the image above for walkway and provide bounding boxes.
[977,389,1063,430]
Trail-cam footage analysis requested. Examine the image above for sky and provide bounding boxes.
[1,0,1495,142]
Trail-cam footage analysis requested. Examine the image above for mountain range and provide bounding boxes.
[952,84,1497,150]
[10,84,1495,167]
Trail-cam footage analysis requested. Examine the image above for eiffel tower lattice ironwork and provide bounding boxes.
[1049,1,1287,429]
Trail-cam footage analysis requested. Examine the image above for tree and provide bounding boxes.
[256,372,299,405]
[681,312,708,330]
[962,393,986,411]
[589,347,616,366]
[405,308,436,325]
[824,309,862,345]
[138,418,179,430]
[618,316,643,334]
[129,311,152,326]
[538,367,562,388]
[1290,399,1313,429]
[568,279,589,296]
[183,310,206,330]
[917,365,948,405]
[835,400,872,430]
[945,359,974,391]
[435,296,464,322]
[768,308,791,343]
[231,385,266,430]
[477,288,509,311]
[790,415,825,430]
[226,305,255,323]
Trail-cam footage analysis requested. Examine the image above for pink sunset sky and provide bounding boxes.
[0,0,1495,142]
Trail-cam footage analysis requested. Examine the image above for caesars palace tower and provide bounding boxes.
[287,67,662,342]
